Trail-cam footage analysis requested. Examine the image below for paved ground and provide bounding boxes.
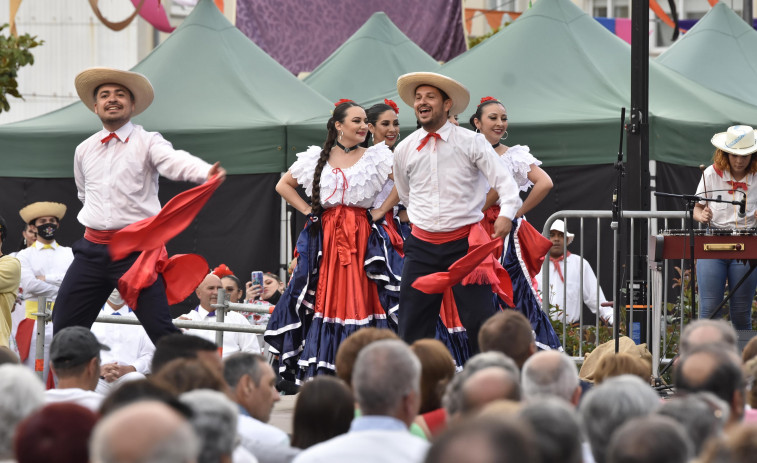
[269,394,297,435]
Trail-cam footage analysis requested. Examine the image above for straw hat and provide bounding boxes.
[711,125,757,156]
[550,219,574,245]
[19,202,67,224]
[75,67,154,116]
[397,72,470,116]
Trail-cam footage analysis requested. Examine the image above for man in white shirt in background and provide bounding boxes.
[393,72,521,354]
[45,326,108,412]
[15,201,74,382]
[537,220,613,325]
[52,67,225,346]
[179,273,260,357]
[91,288,155,394]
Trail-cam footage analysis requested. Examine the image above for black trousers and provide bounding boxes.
[398,233,497,354]
[52,238,180,344]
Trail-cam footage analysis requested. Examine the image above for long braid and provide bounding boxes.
[310,101,361,219]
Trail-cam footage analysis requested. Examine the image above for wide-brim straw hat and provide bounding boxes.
[397,72,470,116]
[711,125,757,156]
[550,219,574,245]
[75,67,154,117]
[19,202,67,224]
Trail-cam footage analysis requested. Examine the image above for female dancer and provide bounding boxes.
[264,100,398,381]
[694,125,757,330]
[470,96,561,350]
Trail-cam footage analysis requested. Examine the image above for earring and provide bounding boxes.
[501,130,508,141]
[339,131,343,141]
[397,133,401,142]
[475,128,480,133]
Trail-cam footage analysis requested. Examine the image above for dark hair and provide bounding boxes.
[362,103,395,148]
[98,379,192,419]
[335,327,399,388]
[410,339,456,413]
[675,344,744,406]
[311,101,363,218]
[220,275,242,302]
[425,417,539,463]
[151,358,228,396]
[478,310,534,369]
[291,376,354,449]
[469,97,505,128]
[93,83,135,102]
[223,352,267,389]
[0,214,6,242]
[151,334,218,375]
[15,403,98,463]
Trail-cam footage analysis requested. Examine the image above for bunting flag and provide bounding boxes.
[464,8,521,34]
[130,0,174,33]
[88,0,145,31]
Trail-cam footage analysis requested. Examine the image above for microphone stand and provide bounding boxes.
[612,108,625,354]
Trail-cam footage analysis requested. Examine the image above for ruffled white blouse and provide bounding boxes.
[498,145,540,192]
[290,143,394,209]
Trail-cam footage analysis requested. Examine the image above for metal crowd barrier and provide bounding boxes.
[541,210,688,377]
[29,288,273,379]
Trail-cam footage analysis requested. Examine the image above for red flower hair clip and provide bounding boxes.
[479,96,498,105]
[212,264,234,279]
[334,99,354,107]
[384,99,399,115]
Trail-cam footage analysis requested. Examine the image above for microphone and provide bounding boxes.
[739,193,747,218]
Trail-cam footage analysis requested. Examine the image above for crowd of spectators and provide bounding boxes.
[1,317,757,463]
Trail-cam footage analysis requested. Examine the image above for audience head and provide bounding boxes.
[352,339,421,426]
[522,350,581,405]
[180,389,239,463]
[443,351,519,419]
[425,416,539,463]
[15,403,98,463]
[223,352,280,423]
[675,343,745,424]
[220,275,244,303]
[410,338,456,413]
[152,357,228,396]
[49,326,109,390]
[478,310,536,369]
[698,423,757,463]
[151,333,221,376]
[291,376,354,449]
[606,415,692,463]
[744,356,757,409]
[196,273,222,310]
[742,336,757,363]
[579,375,661,463]
[680,319,738,355]
[657,392,729,456]
[335,327,399,389]
[593,352,652,385]
[460,367,521,416]
[91,400,199,463]
[98,379,189,418]
[0,365,45,459]
[0,346,19,365]
[518,397,583,463]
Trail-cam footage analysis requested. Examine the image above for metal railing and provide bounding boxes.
[541,210,689,374]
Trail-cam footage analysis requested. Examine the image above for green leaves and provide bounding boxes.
[0,23,44,113]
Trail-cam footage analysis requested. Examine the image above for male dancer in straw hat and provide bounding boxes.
[15,201,73,381]
[52,67,226,344]
[393,72,521,354]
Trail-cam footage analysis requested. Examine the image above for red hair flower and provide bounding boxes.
[384,98,399,115]
[479,96,498,105]
[334,99,354,107]
[212,264,234,279]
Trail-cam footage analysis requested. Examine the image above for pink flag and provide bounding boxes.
[131,0,175,33]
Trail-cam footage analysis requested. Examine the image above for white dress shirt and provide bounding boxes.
[696,165,757,229]
[74,121,212,231]
[537,253,612,324]
[393,122,521,232]
[180,306,261,357]
[45,388,104,412]
[16,240,73,303]
[91,304,155,375]
[238,413,291,449]
[293,416,429,463]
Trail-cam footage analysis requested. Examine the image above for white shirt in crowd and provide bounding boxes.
[393,121,521,232]
[537,253,613,324]
[45,388,104,412]
[91,303,155,394]
[180,306,261,357]
[75,121,211,231]
[696,165,757,229]
[293,416,429,463]
[17,240,73,303]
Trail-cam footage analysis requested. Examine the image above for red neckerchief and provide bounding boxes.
[417,132,441,151]
[713,165,749,194]
[550,252,571,282]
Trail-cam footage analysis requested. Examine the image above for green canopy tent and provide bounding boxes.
[0,0,333,300]
[656,3,757,108]
[303,12,440,105]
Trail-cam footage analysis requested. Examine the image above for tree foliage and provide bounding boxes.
[0,24,43,113]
